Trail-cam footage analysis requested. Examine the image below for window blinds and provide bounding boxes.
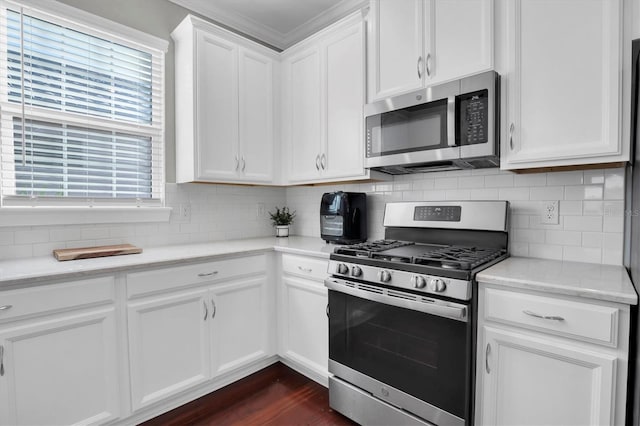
[0,4,164,206]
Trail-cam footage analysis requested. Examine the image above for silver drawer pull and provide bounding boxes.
[198,271,218,277]
[211,299,216,319]
[0,345,4,376]
[0,305,12,311]
[523,310,565,321]
[203,301,208,321]
[297,266,312,273]
[485,343,491,374]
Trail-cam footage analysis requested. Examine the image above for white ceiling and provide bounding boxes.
[169,0,367,50]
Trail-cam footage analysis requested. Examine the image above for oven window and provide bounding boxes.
[329,290,470,419]
[366,99,448,157]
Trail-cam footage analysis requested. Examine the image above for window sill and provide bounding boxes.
[0,206,172,227]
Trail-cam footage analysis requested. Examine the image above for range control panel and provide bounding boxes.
[457,89,489,146]
[413,205,461,222]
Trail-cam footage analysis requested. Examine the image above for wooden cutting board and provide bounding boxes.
[53,244,142,261]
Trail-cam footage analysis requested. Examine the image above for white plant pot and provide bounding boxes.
[275,225,290,237]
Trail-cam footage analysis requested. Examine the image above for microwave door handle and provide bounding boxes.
[447,96,457,147]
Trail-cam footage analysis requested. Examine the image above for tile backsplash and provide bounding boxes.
[0,168,626,265]
[286,168,626,265]
[0,183,286,260]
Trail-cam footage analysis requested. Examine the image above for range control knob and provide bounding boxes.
[336,263,349,274]
[411,275,427,289]
[429,278,447,293]
[351,266,363,277]
[378,270,392,283]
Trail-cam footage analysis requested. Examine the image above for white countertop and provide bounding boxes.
[477,257,638,305]
[0,236,338,288]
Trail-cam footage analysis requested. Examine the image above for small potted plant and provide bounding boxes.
[269,206,296,237]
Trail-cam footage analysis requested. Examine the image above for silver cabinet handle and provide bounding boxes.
[203,301,208,321]
[211,299,216,319]
[509,122,515,150]
[485,343,491,374]
[523,310,565,321]
[235,155,239,171]
[198,271,218,277]
[315,154,320,171]
[297,266,312,273]
[417,55,423,79]
[326,304,329,318]
[241,156,246,172]
[320,154,326,170]
[425,53,431,77]
[0,345,3,376]
[0,305,12,311]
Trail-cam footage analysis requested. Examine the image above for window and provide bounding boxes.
[0,1,167,210]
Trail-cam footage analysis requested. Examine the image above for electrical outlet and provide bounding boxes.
[541,201,559,224]
[256,203,266,219]
[178,203,191,223]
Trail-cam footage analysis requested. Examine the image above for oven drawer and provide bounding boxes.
[483,288,619,347]
[281,254,328,281]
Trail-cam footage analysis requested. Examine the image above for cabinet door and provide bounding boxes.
[286,47,322,182]
[502,0,622,169]
[0,308,120,426]
[280,277,328,379]
[209,277,269,377]
[480,326,616,426]
[127,289,210,411]
[368,0,424,101]
[425,0,493,85]
[195,30,239,181]
[238,47,274,183]
[322,18,366,180]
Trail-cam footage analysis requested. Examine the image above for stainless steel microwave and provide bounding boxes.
[364,71,500,174]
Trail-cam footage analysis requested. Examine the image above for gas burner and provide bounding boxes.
[371,253,411,263]
[334,240,414,257]
[413,246,506,270]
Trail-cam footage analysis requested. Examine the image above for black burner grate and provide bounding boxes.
[413,246,506,270]
[334,240,414,257]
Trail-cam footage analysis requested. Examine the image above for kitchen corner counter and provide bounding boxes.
[0,236,336,288]
[477,257,638,305]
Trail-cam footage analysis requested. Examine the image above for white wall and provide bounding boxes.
[0,183,286,259]
[286,168,626,265]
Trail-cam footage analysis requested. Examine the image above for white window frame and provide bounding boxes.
[0,0,171,226]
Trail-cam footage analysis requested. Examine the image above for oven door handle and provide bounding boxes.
[325,278,468,322]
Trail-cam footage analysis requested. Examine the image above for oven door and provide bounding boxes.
[326,277,471,426]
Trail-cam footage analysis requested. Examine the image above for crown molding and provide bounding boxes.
[169,0,367,50]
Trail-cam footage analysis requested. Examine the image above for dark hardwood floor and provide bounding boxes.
[141,362,357,426]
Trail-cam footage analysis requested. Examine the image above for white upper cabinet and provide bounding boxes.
[500,0,626,170]
[368,0,493,102]
[173,16,278,184]
[282,12,377,184]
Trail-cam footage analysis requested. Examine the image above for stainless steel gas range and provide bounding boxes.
[325,201,509,426]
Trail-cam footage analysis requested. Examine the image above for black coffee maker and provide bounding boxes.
[320,192,367,244]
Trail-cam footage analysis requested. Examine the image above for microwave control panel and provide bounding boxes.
[457,89,489,146]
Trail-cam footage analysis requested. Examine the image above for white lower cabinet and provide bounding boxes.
[126,257,272,413]
[0,277,121,426]
[476,284,630,425]
[279,254,329,385]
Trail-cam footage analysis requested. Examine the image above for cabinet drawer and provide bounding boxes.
[127,254,266,298]
[484,288,619,347]
[0,276,115,323]
[281,254,329,282]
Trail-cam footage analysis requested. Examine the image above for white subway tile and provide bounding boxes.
[485,174,514,188]
[80,227,109,240]
[602,249,623,265]
[512,229,545,244]
[546,171,583,185]
[509,201,543,216]
[564,185,603,200]
[393,182,413,191]
[603,200,624,217]
[32,242,60,257]
[560,201,583,215]
[582,201,604,216]
[511,214,530,229]
[499,187,530,201]
[471,168,501,176]
[402,191,424,201]
[584,170,605,184]
[469,188,499,200]
[582,232,603,248]
[604,169,625,200]
[514,173,546,187]
[530,186,564,200]
[423,190,448,200]
[0,231,14,246]
[529,243,563,260]
[603,232,623,250]
[458,176,485,189]
[529,214,564,230]
[412,179,435,190]
[563,246,602,263]
[509,242,529,257]
[0,244,33,260]
[444,170,472,177]
[603,215,623,233]
[445,189,471,200]
[14,229,50,244]
[545,230,582,246]
[563,216,602,232]
[50,228,82,242]
[434,177,458,189]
